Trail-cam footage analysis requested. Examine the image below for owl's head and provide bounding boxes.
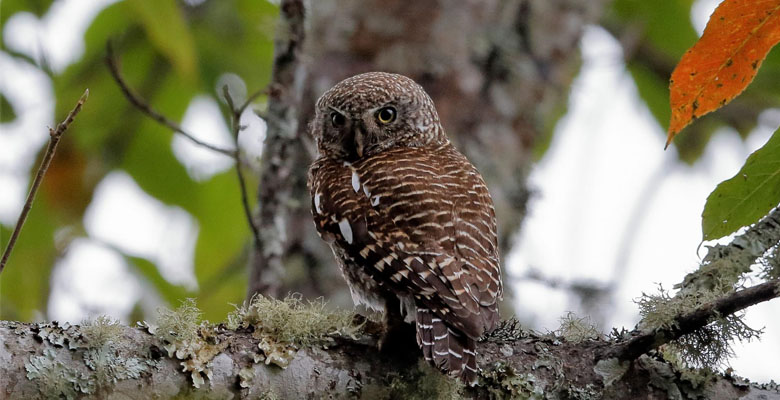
[311,72,447,161]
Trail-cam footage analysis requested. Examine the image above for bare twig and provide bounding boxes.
[599,278,780,362]
[0,90,89,274]
[222,85,265,249]
[105,43,236,157]
[106,41,267,254]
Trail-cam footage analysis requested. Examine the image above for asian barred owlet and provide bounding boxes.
[308,72,502,385]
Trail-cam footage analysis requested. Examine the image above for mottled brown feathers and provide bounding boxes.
[308,72,502,385]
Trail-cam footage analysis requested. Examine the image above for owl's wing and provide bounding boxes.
[309,145,502,338]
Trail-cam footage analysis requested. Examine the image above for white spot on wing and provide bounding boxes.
[314,193,322,214]
[351,171,360,193]
[371,195,380,206]
[339,218,353,244]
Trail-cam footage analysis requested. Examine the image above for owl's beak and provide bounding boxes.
[353,120,367,158]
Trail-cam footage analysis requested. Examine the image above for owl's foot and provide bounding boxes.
[378,317,416,353]
[377,303,416,353]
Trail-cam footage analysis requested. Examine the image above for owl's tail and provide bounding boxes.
[415,308,478,385]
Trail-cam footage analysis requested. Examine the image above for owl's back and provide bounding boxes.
[309,142,502,341]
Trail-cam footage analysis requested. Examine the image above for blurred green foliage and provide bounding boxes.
[606,0,780,164]
[0,0,54,25]
[605,0,780,236]
[1,0,278,322]
[1,0,778,324]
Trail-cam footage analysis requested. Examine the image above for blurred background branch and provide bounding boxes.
[1,89,88,273]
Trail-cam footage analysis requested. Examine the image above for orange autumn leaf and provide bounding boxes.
[666,0,780,148]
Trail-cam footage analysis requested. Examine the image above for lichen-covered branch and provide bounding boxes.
[247,0,306,298]
[2,317,777,400]
[593,206,780,372]
[599,278,780,363]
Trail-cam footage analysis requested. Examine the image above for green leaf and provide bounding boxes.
[702,130,780,240]
[1,92,17,123]
[124,0,198,82]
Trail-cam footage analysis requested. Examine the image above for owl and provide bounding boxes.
[307,72,502,385]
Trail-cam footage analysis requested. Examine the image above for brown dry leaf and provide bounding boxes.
[666,0,780,148]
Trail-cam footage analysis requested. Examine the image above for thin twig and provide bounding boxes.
[239,88,267,114]
[0,89,89,274]
[599,278,780,362]
[106,41,265,253]
[105,43,236,157]
[222,85,263,249]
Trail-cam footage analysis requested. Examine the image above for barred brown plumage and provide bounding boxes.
[308,72,502,385]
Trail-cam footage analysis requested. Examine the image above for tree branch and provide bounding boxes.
[247,0,306,298]
[0,89,89,274]
[2,319,777,399]
[105,43,237,158]
[599,278,780,362]
[701,205,780,271]
[597,206,780,363]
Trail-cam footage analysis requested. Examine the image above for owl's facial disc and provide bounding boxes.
[329,107,376,162]
[313,72,446,161]
[327,105,388,162]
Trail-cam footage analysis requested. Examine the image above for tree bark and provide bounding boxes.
[2,320,778,399]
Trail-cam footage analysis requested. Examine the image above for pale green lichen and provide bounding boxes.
[636,284,762,369]
[26,348,92,400]
[659,346,714,389]
[156,298,203,345]
[34,321,77,348]
[257,337,297,368]
[638,356,685,400]
[80,316,124,348]
[226,294,360,345]
[480,361,545,399]
[636,284,721,332]
[238,367,255,388]
[557,312,601,343]
[759,244,780,280]
[594,358,629,387]
[152,299,224,389]
[226,294,362,369]
[26,317,157,398]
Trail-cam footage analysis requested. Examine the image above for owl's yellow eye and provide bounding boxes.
[376,107,396,124]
